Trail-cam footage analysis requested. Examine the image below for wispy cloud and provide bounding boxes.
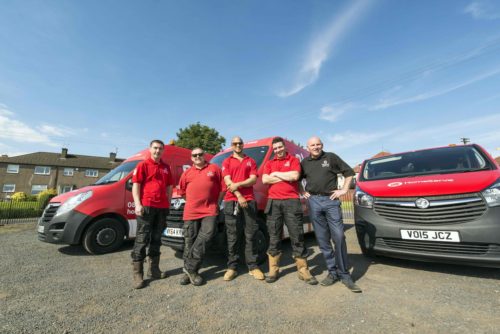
[319,103,358,122]
[371,68,500,110]
[464,1,500,20]
[278,0,373,97]
[326,129,397,150]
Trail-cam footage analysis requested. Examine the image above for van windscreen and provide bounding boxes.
[361,146,492,181]
[94,160,141,185]
[210,146,270,168]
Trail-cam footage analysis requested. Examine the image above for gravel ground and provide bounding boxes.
[1,223,499,334]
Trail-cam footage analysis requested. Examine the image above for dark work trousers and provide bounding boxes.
[131,207,169,262]
[183,216,217,274]
[266,198,307,258]
[224,200,259,270]
[307,195,351,279]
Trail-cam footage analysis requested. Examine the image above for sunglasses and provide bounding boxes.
[232,142,243,146]
[191,153,204,157]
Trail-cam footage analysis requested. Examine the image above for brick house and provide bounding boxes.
[0,148,124,199]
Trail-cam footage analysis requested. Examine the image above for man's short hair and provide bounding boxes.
[272,137,285,145]
[191,147,204,153]
[150,139,165,147]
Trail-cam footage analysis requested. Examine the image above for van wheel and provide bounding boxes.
[83,218,125,255]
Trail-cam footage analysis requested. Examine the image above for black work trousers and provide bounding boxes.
[266,198,307,258]
[131,207,168,262]
[224,200,259,270]
[183,216,217,273]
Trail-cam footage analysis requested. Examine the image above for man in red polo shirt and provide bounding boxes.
[131,139,174,289]
[178,147,223,286]
[222,136,265,281]
[262,137,318,285]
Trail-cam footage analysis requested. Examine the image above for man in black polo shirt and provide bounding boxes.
[300,136,361,293]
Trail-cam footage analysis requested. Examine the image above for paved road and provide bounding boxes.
[1,223,499,333]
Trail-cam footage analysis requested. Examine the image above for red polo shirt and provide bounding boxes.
[178,163,222,220]
[132,158,174,208]
[222,155,257,201]
[263,153,301,199]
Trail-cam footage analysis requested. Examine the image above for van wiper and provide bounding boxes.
[93,180,118,185]
[455,167,490,173]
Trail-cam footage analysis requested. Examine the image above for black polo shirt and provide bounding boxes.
[300,151,355,195]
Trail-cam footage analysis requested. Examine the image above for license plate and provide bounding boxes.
[163,227,183,237]
[401,229,460,242]
[37,225,44,233]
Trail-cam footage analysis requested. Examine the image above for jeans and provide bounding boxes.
[183,216,217,273]
[266,198,307,259]
[224,200,259,270]
[307,195,350,279]
[131,207,169,262]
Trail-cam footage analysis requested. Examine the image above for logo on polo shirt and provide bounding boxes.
[321,160,330,168]
[133,169,137,175]
[284,161,290,167]
[247,161,252,167]
[162,168,169,174]
[207,171,214,177]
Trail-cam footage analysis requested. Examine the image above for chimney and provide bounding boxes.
[109,152,116,162]
[61,148,68,158]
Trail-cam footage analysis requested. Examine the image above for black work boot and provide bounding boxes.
[132,261,145,289]
[341,277,362,293]
[320,273,340,286]
[183,268,204,286]
[179,273,190,285]
[147,256,167,279]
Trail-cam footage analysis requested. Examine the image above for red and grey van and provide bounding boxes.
[161,137,314,262]
[37,145,211,254]
[354,144,500,267]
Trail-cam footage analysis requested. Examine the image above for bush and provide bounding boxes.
[11,192,29,202]
[37,189,57,209]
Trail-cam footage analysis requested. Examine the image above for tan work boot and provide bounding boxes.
[295,257,318,285]
[266,253,281,283]
[224,269,238,281]
[249,268,265,280]
[147,256,167,279]
[132,261,145,289]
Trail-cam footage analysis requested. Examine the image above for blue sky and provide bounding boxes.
[1,0,500,166]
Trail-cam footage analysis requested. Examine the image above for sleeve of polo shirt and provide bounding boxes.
[250,158,258,177]
[263,160,271,175]
[213,165,223,193]
[178,169,188,196]
[221,158,230,178]
[131,161,145,184]
[166,164,175,186]
[290,156,301,173]
[332,153,355,177]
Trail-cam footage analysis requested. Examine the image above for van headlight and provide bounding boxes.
[482,179,500,207]
[354,189,374,208]
[55,191,93,217]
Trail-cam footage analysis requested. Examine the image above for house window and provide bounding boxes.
[2,184,15,193]
[60,185,74,193]
[85,169,98,177]
[31,185,48,195]
[34,166,51,175]
[7,164,19,173]
[63,168,74,176]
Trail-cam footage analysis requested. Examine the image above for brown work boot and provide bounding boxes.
[147,256,167,279]
[266,253,281,283]
[249,268,265,280]
[295,257,318,285]
[223,269,238,281]
[132,261,145,289]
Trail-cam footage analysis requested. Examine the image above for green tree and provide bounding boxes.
[175,122,226,154]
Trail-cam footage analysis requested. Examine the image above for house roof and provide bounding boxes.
[0,151,124,169]
[495,156,500,165]
[371,151,392,159]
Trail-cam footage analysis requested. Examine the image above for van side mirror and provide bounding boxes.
[125,178,133,191]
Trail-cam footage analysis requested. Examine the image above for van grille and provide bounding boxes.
[378,238,490,255]
[41,203,61,223]
[373,193,487,225]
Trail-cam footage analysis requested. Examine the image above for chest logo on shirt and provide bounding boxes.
[207,171,214,177]
[246,162,252,167]
[162,168,169,174]
[284,161,290,167]
[321,160,330,168]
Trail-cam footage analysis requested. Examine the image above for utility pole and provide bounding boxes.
[460,137,470,145]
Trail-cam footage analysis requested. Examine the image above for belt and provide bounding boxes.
[309,192,332,196]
